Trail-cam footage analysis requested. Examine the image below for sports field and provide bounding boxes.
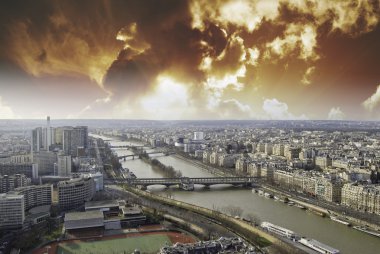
[56,234,171,254]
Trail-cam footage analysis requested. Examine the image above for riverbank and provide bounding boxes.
[172,154,234,177]
[172,152,380,231]
[262,185,380,232]
[124,185,306,254]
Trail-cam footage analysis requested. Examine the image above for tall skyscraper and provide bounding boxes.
[63,126,88,156]
[31,127,43,153]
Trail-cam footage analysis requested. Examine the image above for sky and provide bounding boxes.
[0,0,379,120]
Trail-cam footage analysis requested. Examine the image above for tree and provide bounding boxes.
[246,213,261,226]
[222,205,243,217]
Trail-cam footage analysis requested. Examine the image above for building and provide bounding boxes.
[0,193,25,230]
[77,172,103,191]
[58,177,95,210]
[31,127,43,153]
[33,150,57,175]
[63,126,88,156]
[273,144,284,156]
[85,200,120,216]
[341,183,380,215]
[235,157,250,174]
[0,163,33,177]
[285,146,301,160]
[120,206,146,227]
[58,155,72,176]
[315,178,343,203]
[64,210,104,232]
[315,155,332,170]
[265,143,273,155]
[0,174,29,193]
[218,154,235,168]
[12,184,53,211]
[193,132,204,141]
[10,154,32,164]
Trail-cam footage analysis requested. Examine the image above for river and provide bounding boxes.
[98,135,380,254]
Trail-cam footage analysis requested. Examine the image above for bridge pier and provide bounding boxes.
[179,182,194,191]
[203,184,211,189]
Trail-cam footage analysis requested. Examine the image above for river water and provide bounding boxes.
[100,136,380,254]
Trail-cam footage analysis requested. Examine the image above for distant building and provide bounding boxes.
[63,126,88,156]
[193,132,204,141]
[58,155,72,176]
[0,174,29,193]
[33,151,57,175]
[0,163,33,177]
[315,155,332,170]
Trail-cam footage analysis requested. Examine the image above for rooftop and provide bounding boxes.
[65,210,104,221]
[85,200,119,209]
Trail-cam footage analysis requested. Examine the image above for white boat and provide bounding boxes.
[330,216,351,226]
[264,192,274,198]
[295,204,306,210]
[260,222,297,240]
[258,190,264,196]
[353,226,380,238]
[273,195,280,201]
[287,201,295,206]
[298,237,340,254]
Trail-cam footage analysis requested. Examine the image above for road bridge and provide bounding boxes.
[108,176,258,191]
[109,145,145,148]
[117,148,175,160]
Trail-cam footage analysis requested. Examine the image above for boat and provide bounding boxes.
[252,188,259,194]
[298,237,340,254]
[258,190,264,196]
[330,216,351,226]
[274,195,280,201]
[264,192,274,198]
[287,201,295,206]
[353,226,380,238]
[295,204,306,210]
[260,222,297,240]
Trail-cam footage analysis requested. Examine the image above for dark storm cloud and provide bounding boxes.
[0,0,380,119]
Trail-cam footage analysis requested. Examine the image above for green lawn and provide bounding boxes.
[57,234,171,254]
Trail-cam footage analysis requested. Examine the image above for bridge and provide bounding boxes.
[109,177,258,191]
[118,151,175,160]
[109,145,145,149]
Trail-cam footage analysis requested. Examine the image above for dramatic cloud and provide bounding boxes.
[0,97,17,119]
[217,99,253,119]
[328,107,345,120]
[0,0,379,119]
[362,84,380,112]
[262,98,307,120]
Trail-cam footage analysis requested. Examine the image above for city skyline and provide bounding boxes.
[0,0,380,120]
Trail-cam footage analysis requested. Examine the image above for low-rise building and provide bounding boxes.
[64,210,104,232]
